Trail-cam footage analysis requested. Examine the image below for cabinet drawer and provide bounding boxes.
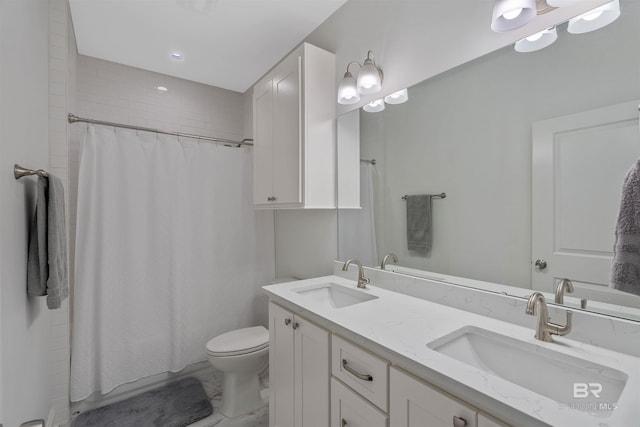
[331,378,388,427]
[332,335,389,412]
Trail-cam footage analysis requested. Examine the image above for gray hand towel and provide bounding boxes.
[25,174,68,309]
[611,159,640,296]
[27,177,49,296]
[406,194,432,253]
[46,174,68,309]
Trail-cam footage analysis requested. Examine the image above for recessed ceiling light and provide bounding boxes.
[170,52,184,60]
[155,86,168,92]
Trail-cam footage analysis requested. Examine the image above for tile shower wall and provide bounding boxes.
[68,54,247,303]
[49,0,72,424]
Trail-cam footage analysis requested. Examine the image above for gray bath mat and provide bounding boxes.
[74,377,212,427]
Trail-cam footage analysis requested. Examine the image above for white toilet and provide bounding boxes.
[206,325,269,417]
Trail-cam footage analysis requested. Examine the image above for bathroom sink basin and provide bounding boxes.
[294,282,378,309]
[428,326,628,416]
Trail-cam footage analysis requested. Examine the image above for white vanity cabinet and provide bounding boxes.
[253,42,336,209]
[390,366,477,427]
[268,302,330,427]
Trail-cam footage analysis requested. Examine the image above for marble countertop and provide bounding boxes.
[263,275,640,427]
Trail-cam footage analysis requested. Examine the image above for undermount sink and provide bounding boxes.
[294,282,378,309]
[427,326,628,417]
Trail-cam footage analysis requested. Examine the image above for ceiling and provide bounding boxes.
[69,0,348,93]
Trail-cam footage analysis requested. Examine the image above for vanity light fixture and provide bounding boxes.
[514,26,558,52]
[384,88,409,105]
[515,0,621,53]
[337,50,383,105]
[491,0,537,32]
[362,98,385,113]
[567,0,620,34]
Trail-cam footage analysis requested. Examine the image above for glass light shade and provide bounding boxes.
[337,72,360,105]
[514,27,558,52]
[567,0,620,34]
[546,0,581,6]
[491,0,537,32]
[362,99,385,113]
[357,59,382,95]
[384,88,409,105]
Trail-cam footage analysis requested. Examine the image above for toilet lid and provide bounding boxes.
[206,326,269,357]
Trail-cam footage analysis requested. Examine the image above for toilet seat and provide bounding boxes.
[206,326,269,357]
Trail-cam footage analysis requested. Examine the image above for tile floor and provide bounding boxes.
[189,366,269,427]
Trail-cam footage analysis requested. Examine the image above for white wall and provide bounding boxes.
[0,1,53,425]
[358,1,640,288]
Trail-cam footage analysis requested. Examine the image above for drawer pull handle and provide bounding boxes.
[284,318,291,326]
[267,196,277,202]
[342,359,373,381]
[453,416,467,427]
[292,322,299,329]
[341,419,347,427]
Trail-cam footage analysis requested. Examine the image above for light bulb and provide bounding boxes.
[384,88,409,105]
[363,99,385,113]
[582,10,604,22]
[337,71,360,105]
[526,31,544,42]
[357,59,382,95]
[503,7,522,20]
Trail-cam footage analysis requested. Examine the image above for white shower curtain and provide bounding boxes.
[338,162,378,266]
[71,125,260,401]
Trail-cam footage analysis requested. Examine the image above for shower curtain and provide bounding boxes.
[70,125,260,401]
[338,162,378,266]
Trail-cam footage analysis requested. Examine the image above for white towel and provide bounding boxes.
[610,159,640,296]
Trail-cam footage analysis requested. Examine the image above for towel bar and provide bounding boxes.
[14,164,48,179]
[401,193,446,200]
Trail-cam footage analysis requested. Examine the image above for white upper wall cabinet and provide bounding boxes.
[253,42,336,209]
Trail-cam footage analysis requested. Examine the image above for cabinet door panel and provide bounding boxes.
[390,367,477,427]
[331,378,388,427]
[272,53,302,205]
[253,78,274,205]
[294,315,330,426]
[269,302,295,427]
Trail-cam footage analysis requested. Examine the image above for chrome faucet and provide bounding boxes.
[342,259,370,289]
[526,292,572,342]
[554,278,574,304]
[380,253,398,270]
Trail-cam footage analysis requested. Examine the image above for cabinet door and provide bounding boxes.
[390,367,477,427]
[331,378,388,427]
[269,302,295,427]
[478,413,510,427]
[294,314,330,426]
[253,77,274,205]
[272,51,302,205]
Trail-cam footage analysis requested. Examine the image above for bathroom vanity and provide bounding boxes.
[263,274,640,427]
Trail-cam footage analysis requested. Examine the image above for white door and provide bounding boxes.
[268,302,295,427]
[532,100,640,306]
[294,315,330,427]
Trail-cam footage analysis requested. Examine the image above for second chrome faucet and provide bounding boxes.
[342,259,370,288]
[526,292,572,342]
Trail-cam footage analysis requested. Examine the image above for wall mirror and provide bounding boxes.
[337,0,640,322]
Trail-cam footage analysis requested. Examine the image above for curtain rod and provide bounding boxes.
[67,113,253,147]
